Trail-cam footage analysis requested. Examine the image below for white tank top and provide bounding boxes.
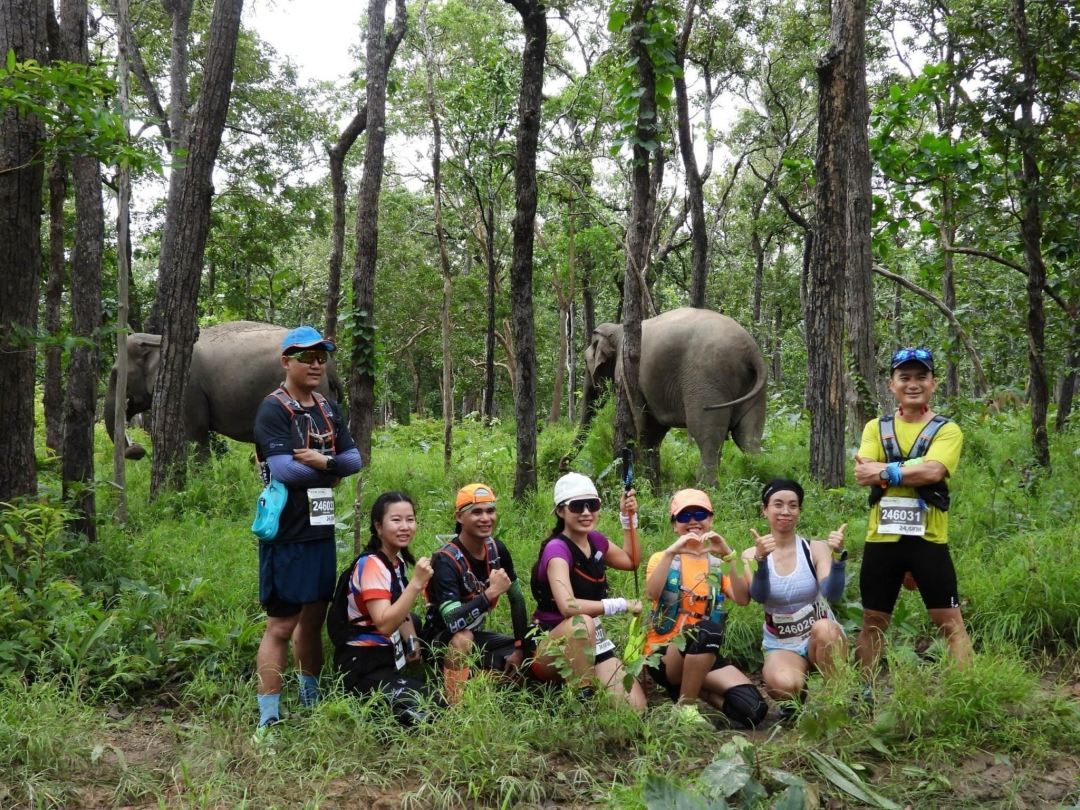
[761,536,836,648]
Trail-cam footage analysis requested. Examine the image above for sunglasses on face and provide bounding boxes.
[562,498,602,514]
[287,350,329,365]
[674,509,713,524]
[891,347,931,365]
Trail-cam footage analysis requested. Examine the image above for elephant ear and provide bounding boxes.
[592,330,616,366]
[139,336,162,392]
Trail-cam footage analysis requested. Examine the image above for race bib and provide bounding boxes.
[307,487,335,526]
[771,603,817,641]
[877,496,926,536]
[593,618,616,656]
[391,630,405,670]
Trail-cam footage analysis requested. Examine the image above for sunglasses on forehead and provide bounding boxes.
[891,347,931,365]
[287,350,329,365]
[561,498,602,514]
[674,509,712,523]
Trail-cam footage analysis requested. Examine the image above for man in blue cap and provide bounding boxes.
[252,326,362,742]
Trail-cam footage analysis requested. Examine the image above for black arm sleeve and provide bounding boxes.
[442,593,492,634]
[506,580,529,644]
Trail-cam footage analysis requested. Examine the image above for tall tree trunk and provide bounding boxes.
[807,0,866,487]
[113,0,133,523]
[149,0,244,495]
[615,0,656,468]
[843,0,875,434]
[0,0,47,503]
[1014,0,1049,469]
[1057,316,1080,431]
[674,0,708,308]
[567,203,578,423]
[421,0,453,472]
[44,157,67,456]
[483,202,497,421]
[349,0,400,474]
[503,0,546,499]
[146,0,194,333]
[940,191,960,399]
[325,0,406,342]
[60,0,104,541]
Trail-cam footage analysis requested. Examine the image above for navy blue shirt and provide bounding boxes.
[254,391,355,544]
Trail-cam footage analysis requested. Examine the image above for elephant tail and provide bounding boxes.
[703,351,768,412]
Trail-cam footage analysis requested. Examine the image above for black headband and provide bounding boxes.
[761,478,804,506]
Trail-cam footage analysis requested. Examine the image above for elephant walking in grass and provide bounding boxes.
[105,321,345,461]
[576,308,767,486]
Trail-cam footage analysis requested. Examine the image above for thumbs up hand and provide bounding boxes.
[750,528,775,560]
[827,523,847,554]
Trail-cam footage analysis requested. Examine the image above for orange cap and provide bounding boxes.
[670,488,713,516]
[456,483,497,512]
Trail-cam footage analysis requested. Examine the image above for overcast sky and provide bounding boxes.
[245,0,367,85]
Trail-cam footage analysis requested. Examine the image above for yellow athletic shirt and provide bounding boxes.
[858,417,963,545]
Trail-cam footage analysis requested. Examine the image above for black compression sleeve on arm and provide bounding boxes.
[749,560,771,604]
[507,580,529,643]
[440,593,492,634]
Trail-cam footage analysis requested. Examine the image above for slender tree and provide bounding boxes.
[113,0,133,522]
[806,0,868,486]
[0,0,48,503]
[149,0,245,495]
[502,0,547,498]
[59,0,105,541]
[324,0,407,342]
[349,0,403,468]
[44,157,67,456]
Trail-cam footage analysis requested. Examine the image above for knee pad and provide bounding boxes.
[722,684,768,728]
[683,620,723,656]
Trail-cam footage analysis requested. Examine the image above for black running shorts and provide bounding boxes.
[859,534,960,614]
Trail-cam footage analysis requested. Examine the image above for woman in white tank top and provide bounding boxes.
[740,478,849,704]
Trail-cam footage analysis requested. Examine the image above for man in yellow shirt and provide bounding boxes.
[853,348,972,680]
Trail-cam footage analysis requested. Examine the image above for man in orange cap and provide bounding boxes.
[422,483,530,701]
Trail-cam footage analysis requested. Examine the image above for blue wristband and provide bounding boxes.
[886,461,904,486]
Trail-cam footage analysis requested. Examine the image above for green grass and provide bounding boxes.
[3,407,1080,808]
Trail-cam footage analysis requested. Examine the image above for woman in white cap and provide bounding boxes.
[529,472,647,711]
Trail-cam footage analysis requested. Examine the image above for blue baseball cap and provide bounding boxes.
[890,347,934,373]
[282,325,336,353]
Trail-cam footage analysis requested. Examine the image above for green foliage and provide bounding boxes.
[0,51,159,172]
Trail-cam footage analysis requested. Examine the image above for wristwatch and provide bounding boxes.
[324,455,338,474]
[878,468,889,482]
[832,549,849,562]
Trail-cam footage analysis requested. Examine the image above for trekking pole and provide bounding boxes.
[619,446,639,598]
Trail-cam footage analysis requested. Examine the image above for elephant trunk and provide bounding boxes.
[105,367,147,460]
[703,350,769,412]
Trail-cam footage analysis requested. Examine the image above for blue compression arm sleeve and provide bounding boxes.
[820,559,847,603]
[749,560,771,604]
[266,454,327,486]
[334,447,363,475]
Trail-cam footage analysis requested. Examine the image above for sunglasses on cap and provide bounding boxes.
[287,350,329,365]
[674,509,712,523]
[891,347,931,365]
[561,498,602,514]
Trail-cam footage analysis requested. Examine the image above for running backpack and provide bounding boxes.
[868,413,952,512]
[326,550,406,650]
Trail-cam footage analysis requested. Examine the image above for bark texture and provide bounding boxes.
[349,0,397,469]
[149,0,245,495]
[44,158,67,456]
[614,0,656,466]
[1013,0,1050,468]
[60,0,105,541]
[325,0,406,342]
[806,0,867,487]
[674,0,709,308]
[0,0,48,503]
[503,0,547,499]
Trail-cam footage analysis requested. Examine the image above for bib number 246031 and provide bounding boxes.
[877,496,925,536]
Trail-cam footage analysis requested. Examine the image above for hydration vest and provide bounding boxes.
[255,387,337,476]
[531,534,609,623]
[650,554,726,638]
[327,549,407,650]
[868,413,952,512]
[426,536,502,617]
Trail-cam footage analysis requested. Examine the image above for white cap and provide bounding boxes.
[553,472,599,507]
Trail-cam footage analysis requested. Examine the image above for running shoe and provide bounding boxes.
[251,719,279,755]
[672,703,713,728]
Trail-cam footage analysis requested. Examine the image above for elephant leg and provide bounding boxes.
[687,412,731,487]
[641,414,670,487]
[186,389,212,464]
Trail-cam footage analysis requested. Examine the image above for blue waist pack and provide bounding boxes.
[252,478,288,541]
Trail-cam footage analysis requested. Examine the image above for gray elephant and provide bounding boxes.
[578,307,767,485]
[105,321,345,460]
